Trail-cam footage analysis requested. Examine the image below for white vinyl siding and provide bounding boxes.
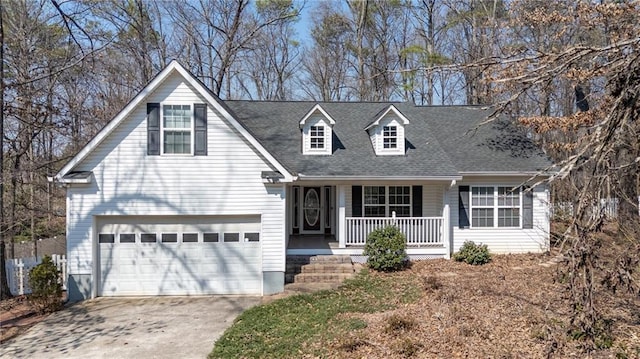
[423,184,444,216]
[65,71,286,278]
[450,178,550,254]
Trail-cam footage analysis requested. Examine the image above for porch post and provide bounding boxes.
[337,185,346,248]
[443,204,451,259]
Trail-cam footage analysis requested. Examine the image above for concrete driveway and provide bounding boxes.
[0,296,260,359]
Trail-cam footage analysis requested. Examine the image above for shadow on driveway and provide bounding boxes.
[0,296,260,359]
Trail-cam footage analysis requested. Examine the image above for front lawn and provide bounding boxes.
[211,247,640,358]
[209,270,422,358]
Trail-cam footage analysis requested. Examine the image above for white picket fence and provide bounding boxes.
[552,197,640,220]
[5,254,67,296]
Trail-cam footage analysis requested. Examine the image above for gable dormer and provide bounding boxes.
[299,104,336,155]
[365,105,410,156]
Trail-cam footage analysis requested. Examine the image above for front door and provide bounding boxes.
[302,187,322,232]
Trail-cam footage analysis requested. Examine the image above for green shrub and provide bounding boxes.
[29,255,63,314]
[363,225,407,272]
[453,241,491,265]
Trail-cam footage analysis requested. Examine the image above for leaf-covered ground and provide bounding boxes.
[213,243,640,358]
[0,295,46,343]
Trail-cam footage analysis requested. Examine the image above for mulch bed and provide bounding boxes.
[326,251,640,358]
[0,292,67,344]
[0,295,43,343]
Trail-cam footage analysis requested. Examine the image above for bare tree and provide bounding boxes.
[443,0,506,105]
[301,2,353,101]
[459,2,640,347]
[90,0,169,87]
[0,0,11,300]
[167,0,299,99]
[238,0,302,100]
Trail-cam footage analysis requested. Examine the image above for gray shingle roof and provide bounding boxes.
[224,101,552,177]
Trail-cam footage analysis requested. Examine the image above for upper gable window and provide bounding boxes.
[382,126,397,149]
[163,104,192,154]
[147,102,207,156]
[310,125,325,149]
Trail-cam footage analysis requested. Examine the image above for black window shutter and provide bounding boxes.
[147,103,160,155]
[523,187,534,229]
[194,103,208,155]
[352,186,362,217]
[412,186,422,217]
[458,186,470,228]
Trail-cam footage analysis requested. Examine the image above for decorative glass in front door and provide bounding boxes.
[303,187,321,231]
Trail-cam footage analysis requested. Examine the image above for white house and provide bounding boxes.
[51,61,552,301]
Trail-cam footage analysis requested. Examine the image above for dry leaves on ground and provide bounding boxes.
[328,252,640,358]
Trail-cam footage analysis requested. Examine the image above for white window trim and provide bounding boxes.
[382,125,398,149]
[309,125,325,150]
[362,185,412,217]
[469,185,523,229]
[161,103,194,156]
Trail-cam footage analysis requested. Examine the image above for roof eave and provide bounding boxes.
[296,174,463,181]
[55,61,182,179]
[298,104,336,127]
[364,104,410,131]
[47,176,92,185]
[459,171,555,177]
[55,60,295,183]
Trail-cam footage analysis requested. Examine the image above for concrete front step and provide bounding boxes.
[286,255,355,284]
[301,263,355,274]
[294,273,356,283]
[310,255,352,264]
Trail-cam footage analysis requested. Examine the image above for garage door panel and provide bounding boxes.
[98,216,262,296]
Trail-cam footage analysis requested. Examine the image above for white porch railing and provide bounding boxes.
[5,254,67,295]
[345,216,445,247]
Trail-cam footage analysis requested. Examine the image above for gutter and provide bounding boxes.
[296,175,463,181]
[458,171,555,177]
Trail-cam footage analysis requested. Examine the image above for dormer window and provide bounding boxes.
[299,104,336,155]
[310,125,325,149]
[365,105,410,156]
[383,126,397,149]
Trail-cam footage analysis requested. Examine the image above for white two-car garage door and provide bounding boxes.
[97,216,262,296]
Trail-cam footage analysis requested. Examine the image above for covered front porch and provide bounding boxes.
[285,183,452,258]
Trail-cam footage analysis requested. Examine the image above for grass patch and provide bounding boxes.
[209,270,421,359]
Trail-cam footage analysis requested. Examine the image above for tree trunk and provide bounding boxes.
[0,0,12,299]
